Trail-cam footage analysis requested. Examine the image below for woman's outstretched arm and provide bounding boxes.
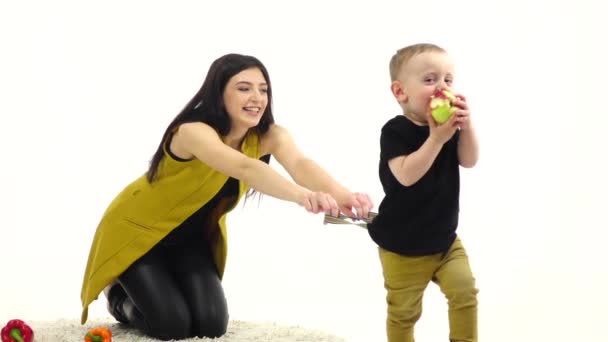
[262,124,373,218]
[172,122,339,216]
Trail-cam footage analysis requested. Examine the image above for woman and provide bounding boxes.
[80,53,373,340]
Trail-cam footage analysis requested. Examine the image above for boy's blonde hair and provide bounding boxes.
[389,43,446,81]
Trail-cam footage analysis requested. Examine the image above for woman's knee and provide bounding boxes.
[192,306,229,338]
[145,303,193,340]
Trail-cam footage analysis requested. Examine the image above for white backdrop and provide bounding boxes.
[1,1,606,341]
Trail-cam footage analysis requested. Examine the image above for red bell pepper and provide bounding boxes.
[1,319,34,342]
[84,327,112,342]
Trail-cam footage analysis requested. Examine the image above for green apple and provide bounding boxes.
[429,89,457,124]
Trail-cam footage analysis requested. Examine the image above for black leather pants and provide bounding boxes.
[105,242,228,340]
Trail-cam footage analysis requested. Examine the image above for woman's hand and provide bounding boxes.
[298,191,340,217]
[335,191,374,219]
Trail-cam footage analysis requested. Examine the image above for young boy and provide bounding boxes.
[367,43,480,342]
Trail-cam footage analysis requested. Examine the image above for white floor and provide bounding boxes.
[29,318,347,342]
[2,201,606,342]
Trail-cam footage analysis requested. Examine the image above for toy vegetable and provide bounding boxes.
[85,327,112,342]
[1,319,34,342]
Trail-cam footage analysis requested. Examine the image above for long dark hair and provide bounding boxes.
[146,53,274,183]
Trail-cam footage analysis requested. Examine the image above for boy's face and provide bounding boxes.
[392,51,455,123]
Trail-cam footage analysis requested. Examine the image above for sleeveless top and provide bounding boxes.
[80,129,261,324]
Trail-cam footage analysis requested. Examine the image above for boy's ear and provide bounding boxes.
[390,80,408,102]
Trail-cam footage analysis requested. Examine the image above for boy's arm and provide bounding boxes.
[457,124,479,168]
[388,137,443,187]
[452,95,479,168]
[389,112,460,187]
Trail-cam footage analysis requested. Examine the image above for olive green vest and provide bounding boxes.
[80,130,260,324]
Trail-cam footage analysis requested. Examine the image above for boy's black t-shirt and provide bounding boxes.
[368,115,460,256]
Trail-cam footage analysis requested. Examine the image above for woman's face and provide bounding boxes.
[222,67,269,131]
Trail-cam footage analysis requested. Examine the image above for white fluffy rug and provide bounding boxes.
[27,318,346,341]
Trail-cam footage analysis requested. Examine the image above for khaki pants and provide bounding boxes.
[378,238,478,342]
